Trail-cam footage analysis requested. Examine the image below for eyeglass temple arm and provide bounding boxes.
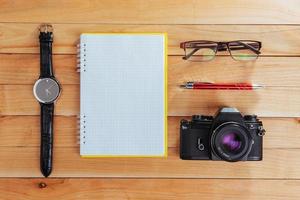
[216,43,261,54]
[236,42,261,54]
[182,48,201,60]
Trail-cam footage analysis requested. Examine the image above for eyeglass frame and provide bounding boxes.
[180,40,262,61]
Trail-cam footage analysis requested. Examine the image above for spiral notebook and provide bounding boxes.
[77,33,167,157]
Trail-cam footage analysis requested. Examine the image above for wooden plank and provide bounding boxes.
[0,84,299,117]
[1,1,300,24]
[1,116,299,149]
[168,117,300,149]
[0,85,78,116]
[1,55,300,86]
[1,23,300,55]
[0,116,78,148]
[0,1,298,199]
[168,87,300,117]
[0,179,300,200]
[0,54,78,85]
[1,147,300,178]
[168,57,300,87]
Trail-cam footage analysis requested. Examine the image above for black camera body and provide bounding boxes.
[180,108,265,162]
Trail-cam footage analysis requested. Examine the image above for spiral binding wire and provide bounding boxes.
[77,41,87,145]
[77,42,87,72]
[77,114,86,145]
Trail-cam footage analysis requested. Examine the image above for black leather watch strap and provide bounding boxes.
[40,103,54,177]
[39,31,54,78]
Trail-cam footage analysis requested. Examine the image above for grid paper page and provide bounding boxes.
[79,34,166,157]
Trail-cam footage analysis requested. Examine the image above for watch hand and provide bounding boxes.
[45,83,56,96]
[46,84,54,91]
[45,89,52,96]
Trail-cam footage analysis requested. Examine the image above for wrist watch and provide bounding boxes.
[33,24,61,177]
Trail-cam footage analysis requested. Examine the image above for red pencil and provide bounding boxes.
[180,82,264,90]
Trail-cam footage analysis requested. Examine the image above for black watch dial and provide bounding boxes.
[33,78,60,103]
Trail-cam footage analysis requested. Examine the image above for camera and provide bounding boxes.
[180,108,265,162]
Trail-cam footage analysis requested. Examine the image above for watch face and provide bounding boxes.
[33,78,60,103]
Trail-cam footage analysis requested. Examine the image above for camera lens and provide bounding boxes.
[221,132,243,153]
[211,122,253,162]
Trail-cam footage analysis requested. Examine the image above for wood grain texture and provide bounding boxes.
[0,116,299,149]
[0,116,77,147]
[167,117,300,149]
[168,57,300,87]
[1,0,300,198]
[0,116,300,149]
[0,85,78,116]
[1,55,300,86]
[1,147,300,178]
[1,179,300,200]
[168,87,300,117]
[1,23,300,55]
[1,0,300,24]
[1,55,299,117]
[1,84,299,117]
[0,54,77,85]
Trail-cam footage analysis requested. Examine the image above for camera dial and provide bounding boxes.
[244,115,257,122]
[192,115,213,121]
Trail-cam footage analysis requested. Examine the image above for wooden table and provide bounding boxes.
[0,1,300,199]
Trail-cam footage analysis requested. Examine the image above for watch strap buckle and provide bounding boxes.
[39,24,53,42]
[39,24,53,33]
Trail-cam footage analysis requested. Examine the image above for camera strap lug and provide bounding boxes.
[197,138,205,151]
[258,126,266,136]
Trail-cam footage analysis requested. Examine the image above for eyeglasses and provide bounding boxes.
[180,40,262,62]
